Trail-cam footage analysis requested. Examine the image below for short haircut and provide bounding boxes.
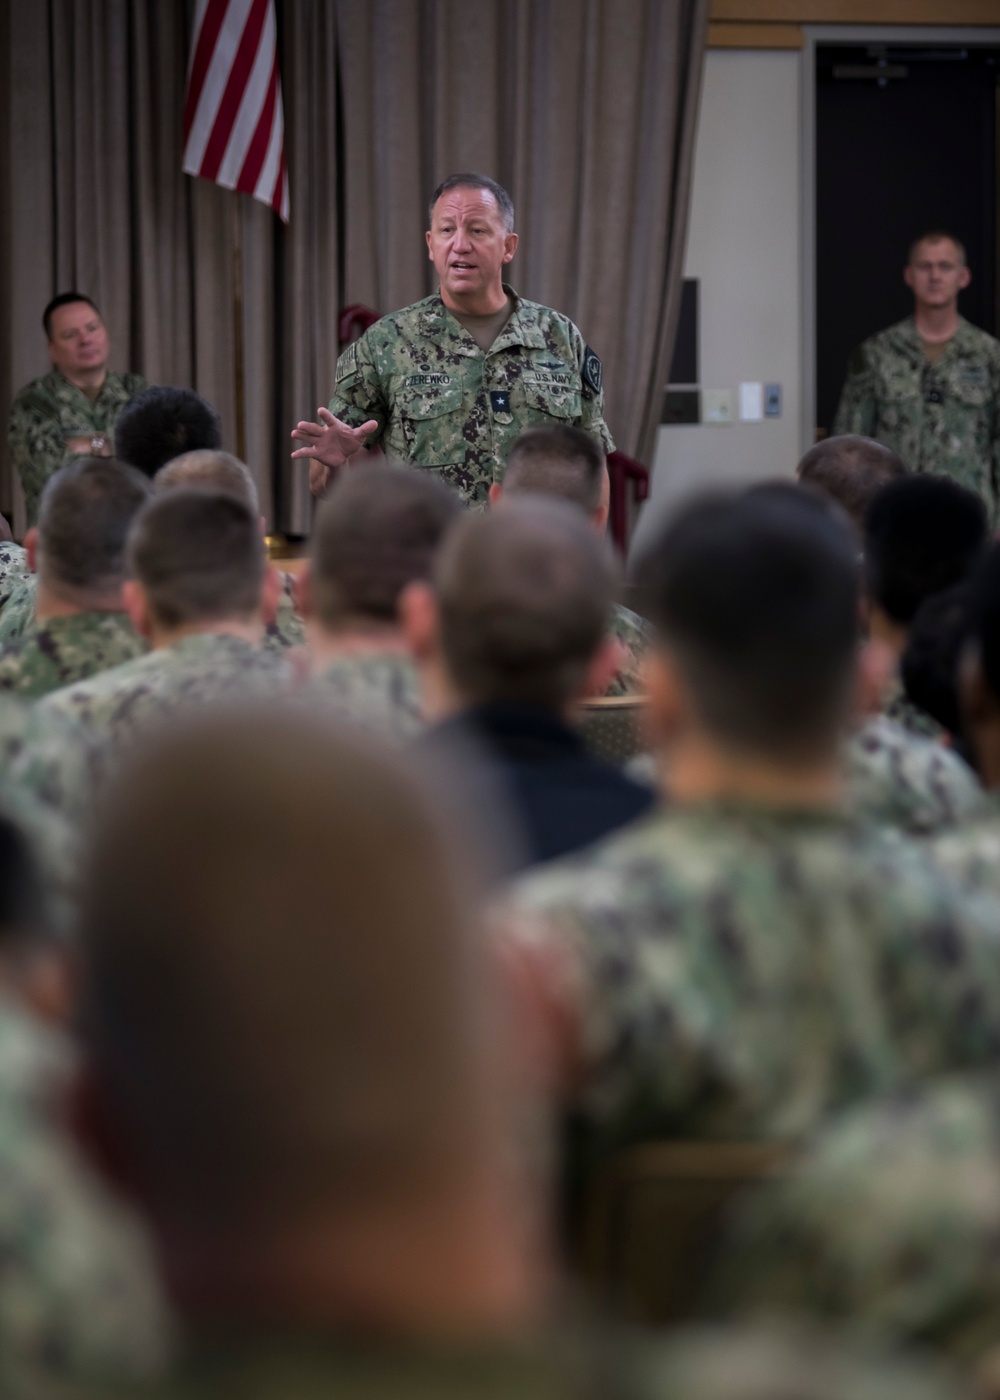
[79,707,495,1232]
[126,490,264,629]
[864,475,987,626]
[900,584,970,738]
[311,465,462,628]
[638,488,860,761]
[43,292,100,340]
[797,435,907,530]
[36,457,152,604]
[503,427,605,515]
[154,450,259,515]
[969,544,1000,704]
[436,497,614,709]
[909,230,967,265]
[114,387,223,478]
[428,173,515,232]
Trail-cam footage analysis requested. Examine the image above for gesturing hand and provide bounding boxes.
[291,408,378,496]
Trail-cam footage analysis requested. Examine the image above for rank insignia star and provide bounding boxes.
[490,390,511,414]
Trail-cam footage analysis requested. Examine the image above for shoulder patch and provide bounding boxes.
[582,346,603,395]
[335,341,359,383]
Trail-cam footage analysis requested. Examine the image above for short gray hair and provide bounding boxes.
[428,174,515,233]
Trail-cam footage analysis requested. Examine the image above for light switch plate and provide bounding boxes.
[702,389,733,424]
[739,382,764,422]
[765,383,782,417]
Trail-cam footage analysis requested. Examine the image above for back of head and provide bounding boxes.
[115,388,223,478]
[864,475,987,626]
[436,497,614,710]
[80,708,493,1233]
[638,487,860,761]
[311,465,462,629]
[797,435,907,530]
[126,490,264,630]
[154,451,259,515]
[37,457,152,606]
[969,544,1000,706]
[900,584,971,738]
[502,427,605,516]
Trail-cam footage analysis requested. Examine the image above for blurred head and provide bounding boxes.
[79,708,522,1292]
[307,466,461,632]
[44,294,108,381]
[796,435,907,532]
[959,546,1000,787]
[864,475,987,628]
[415,498,616,712]
[115,388,223,479]
[154,451,259,515]
[495,427,609,528]
[638,488,861,765]
[0,811,65,1023]
[901,584,971,742]
[32,457,152,610]
[905,232,970,312]
[124,490,266,634]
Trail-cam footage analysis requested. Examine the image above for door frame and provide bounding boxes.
[800,23,1000,452]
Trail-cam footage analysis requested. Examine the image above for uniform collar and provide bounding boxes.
[420,285,547,353]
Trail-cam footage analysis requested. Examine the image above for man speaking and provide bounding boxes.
[291,174,613,505]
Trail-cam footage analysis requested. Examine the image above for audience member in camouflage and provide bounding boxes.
[292,175,612,506]
[606,603,651,697]
[264,568,306,656]
[303,651,423,740]
[0,576,36,646]
[881,672,946,741]
[0,613,144,702]
[797,435,907,534]
[7,295,147,526]
[709,1073,1000,1381]
[0,543,29,614]
[845,714,980,835]
[505,489,1000,1178]
[834,234,1000,517]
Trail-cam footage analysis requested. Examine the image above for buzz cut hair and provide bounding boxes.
[796,435,907,531]
[43,292,101,340]
[37,457,152,604]
[154,450,260,516]
[429,174,515,233]
[909,231,967,266]
[503,427,605,516]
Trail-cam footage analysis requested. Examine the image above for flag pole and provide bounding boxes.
[232,195,247,463]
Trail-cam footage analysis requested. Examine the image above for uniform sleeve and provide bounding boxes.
[326,333,389,452]
[567,324,615,453]
[7,390,68,524]
[832,343,876,437]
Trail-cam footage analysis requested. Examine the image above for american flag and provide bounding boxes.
[182,0,290,222]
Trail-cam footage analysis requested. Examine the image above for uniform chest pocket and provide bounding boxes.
[519,372,582,422]
[952,368,992,408]
[396,381,467,465]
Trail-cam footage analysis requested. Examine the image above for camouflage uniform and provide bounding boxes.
[928,792,1000,897]
[833,317,1000,517]
[7,369,148,526]
[301,650,423,740]
[845,715,981,835]
[604,604,650,698]
[708,1071,1000,1374]
[0,997,169,1386]
[0,544,29,613]
[0,613,145,700]
[263,569,305,657]
[507,800,1000,1165]
[329,286,614,506]
[881,673,945,743]
[0,578,36,647]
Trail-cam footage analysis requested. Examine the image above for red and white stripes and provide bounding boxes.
[182,0,289,222]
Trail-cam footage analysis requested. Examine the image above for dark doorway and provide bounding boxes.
[815,42,999,438]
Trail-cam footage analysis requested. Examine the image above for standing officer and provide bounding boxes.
[834,232,1000,518]
[291,173,613,505]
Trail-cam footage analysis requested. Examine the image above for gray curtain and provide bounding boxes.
[0,0,338,535]
[336,0,709,465]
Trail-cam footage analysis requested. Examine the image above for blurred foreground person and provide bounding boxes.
[37,707,971,1400]
[505,489,1000,1182]
[154,449,304,655]
[404,499,654,867]
[0,814,168,1387]
[299,464,461,738]
[796,434,906,534]
[0,459,149,698]
[491,427,649,695]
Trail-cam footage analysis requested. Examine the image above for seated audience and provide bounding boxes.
[491,426,650,695]
[45,704,963,1400]
[299,464,462,737]
[154,449,303,655]
[505,488,1000,1182]
[7,292,147,526]
[404,498,655,867]
[0,458,149,698]
[0,813,168,1387]
[901,584,972,751]
[865,474,987,737]
[796,434,907,533]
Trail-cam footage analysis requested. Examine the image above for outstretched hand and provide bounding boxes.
[291,408,378,496]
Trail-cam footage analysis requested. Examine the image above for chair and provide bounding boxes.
[579,1140,792,1325]
[574,695,650,766]
[607,450,650,556]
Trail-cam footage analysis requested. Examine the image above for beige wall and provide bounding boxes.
[631,47,803,561]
